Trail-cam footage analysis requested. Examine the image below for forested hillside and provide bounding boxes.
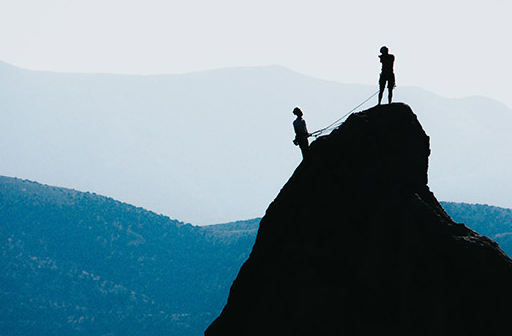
[0,176,257,336]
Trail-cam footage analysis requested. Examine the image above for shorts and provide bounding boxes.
[379,72,395,88]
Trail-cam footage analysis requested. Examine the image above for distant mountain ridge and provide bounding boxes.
[1,60,512,224]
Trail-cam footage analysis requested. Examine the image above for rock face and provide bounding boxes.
[206,103,512,335]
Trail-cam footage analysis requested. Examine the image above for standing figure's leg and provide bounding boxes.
[298,139,309,159]
[378,75,386,105]
[388,73,395,104]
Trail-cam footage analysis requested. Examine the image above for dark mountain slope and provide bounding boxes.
[442,202,512,244]
[0,176,256,336]
[206,103,512,335]
[441,202,512,258]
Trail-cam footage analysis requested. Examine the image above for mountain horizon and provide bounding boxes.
[1,60,511,224]
[1,59,509,106]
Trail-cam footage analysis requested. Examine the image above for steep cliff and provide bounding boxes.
[206,103,512,335]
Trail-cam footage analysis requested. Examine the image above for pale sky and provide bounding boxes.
[1,0,511,108]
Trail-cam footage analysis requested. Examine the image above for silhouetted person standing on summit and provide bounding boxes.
[292,107,309,159]
[378,46,395,105]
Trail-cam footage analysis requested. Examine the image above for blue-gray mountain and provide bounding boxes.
[2,174,512,335]
[1,60,512,224]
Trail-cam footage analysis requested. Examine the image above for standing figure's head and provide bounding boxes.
[293,107,303,117]
[380,46,389,55]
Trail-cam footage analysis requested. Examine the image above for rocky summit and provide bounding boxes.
[206,103,512,335]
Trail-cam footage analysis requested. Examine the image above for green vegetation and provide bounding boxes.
[0,176,257,336]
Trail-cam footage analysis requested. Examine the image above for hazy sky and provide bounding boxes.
[1,0,511,108]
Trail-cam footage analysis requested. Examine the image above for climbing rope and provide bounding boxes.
[309,90,380,138]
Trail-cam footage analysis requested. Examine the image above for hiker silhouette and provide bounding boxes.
[378,46,395,105]
[292,107,309,159]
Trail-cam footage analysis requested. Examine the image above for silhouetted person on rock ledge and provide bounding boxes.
[292,107,309,159]
[378,46,395,105]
